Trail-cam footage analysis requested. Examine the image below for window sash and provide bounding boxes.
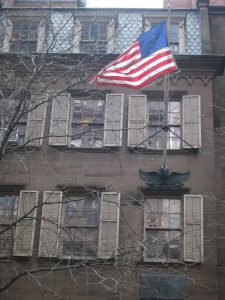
[60,226,98,259]
[144,198,182,262]
[59,194,100,259]
[80,21,108,54]
[70,98,105,148]
[11,21,39,52]
[145,228,182,261]
[148,100,181,150]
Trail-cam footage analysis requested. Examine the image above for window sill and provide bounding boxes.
[128,148,199,155]
[49,145,117,153]
[138,260,185,267]
[6,144,41,151]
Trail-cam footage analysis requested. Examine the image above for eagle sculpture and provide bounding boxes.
[139,165,190,189]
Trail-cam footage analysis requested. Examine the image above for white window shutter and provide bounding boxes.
[49,94,71,146]
[182,95,201,149]
[39,191,62,257]
[184,194,203,262]
[14,191,38,256]
[25,94,47,146]
[98,192,120,259]
[128,95,147,147]
[103,94,124,147]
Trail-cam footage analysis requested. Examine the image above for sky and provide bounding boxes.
[87,0,163,8]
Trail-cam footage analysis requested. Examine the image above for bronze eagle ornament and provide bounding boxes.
[139,165,190,189]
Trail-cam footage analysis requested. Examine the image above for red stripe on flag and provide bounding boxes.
[95,65,177,89]
[101,58,176,82]
[104,50,173,76]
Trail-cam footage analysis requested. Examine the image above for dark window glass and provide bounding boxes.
[11,21,38,53]
[80,21,108,54]
[61,195,100,258]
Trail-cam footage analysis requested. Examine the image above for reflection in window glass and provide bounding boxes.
[0,194,18,256]
[80,21,108,54]
[62,195,100,258]
[148,101,181,150]
[170,23,179,54]
[71,99,105,148]
[145,198,182,260]
[11,21,39,52]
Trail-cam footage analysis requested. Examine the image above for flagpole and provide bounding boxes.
[162,4,171,168]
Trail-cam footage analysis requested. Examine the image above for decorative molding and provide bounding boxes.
[170,74,213,86]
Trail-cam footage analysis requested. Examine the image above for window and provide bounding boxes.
[71,99,105,148]
[11,21,39,52]
[80,21,108,54]
[140,274,186,300]
[49,93,124,148]
[0,95,47,147]
[0,194,18,256]
[39,191,120,259]
[74,16,115,54]
[0,115,27,146]
[128,94,201,150]
[170,22,180,54]
[0,97,28,145]
[2,18,45,53]
[143,194,203,263]
[144,17,185,54]
[0,190,38,257]
[61,194,100,258]
[148,100,181,150]
[144,197,182,261]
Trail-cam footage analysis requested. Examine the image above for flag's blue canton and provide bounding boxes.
[138,22,168,59]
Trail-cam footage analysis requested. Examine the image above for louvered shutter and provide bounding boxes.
[128,95,147,147]
[182,95,201,148]
[49,94,71,146]
[98,192,120,259]
[25,94,47,146]
[184,194,203,262]
[14,191,38,256]
[103,94,124,147]
[39,191,62,257]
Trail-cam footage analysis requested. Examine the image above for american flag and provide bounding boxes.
[91,22,177,89]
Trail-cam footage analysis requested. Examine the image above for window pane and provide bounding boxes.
[11,21,38,52]
[148,100,181,150]
[71,99,104,148]
[80,21,108,54]
[149,101,164,125]
[148,127,163,149]
[63,195,99,227]
[0,195,17,224]
[145,229,181,260]
[61,227,98,258]
[145,199,181,229]
[72,99,104,123]
[170,23,179,42]
[169,102,180,124]
[168,127,181,149]
[0,225,14,256]
[71,124,104,148]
